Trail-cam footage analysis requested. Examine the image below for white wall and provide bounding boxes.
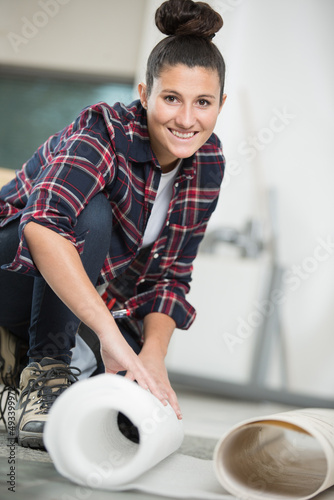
[0,0,146,79]
[210,0,334,397]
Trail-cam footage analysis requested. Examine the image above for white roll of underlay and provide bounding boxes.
[44,374,231,499]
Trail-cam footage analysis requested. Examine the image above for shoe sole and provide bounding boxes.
[18,430,45,449]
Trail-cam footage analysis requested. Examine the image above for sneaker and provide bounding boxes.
[16,357,80,449]
[0,326,28,389]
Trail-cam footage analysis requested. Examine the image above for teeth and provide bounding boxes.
[171,130,195,139]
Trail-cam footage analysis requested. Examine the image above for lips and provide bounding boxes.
[169,129,197,139]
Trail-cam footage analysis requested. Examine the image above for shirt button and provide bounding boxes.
[153,253,159,259]
[166,220,170,226]
[139,279,145,284]
[175,182,179,188]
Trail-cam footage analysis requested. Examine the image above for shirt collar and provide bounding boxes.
[127,102,157,164]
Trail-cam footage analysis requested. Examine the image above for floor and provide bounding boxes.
[1,386,334,500]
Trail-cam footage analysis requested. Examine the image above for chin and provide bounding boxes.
[172,147,198,159]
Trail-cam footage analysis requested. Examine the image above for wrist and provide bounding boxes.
[93,312,121,343]
[142,312,175,358]
[141,337,167,359]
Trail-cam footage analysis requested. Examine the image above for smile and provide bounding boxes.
[169,129,197,139]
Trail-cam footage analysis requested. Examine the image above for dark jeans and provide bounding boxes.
[0,193,141,366]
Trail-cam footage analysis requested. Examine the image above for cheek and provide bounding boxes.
[201,112,219,134]
[151,102,176,124]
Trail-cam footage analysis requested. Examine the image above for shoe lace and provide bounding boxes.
[17,365,81,434]
[35,365,81,413]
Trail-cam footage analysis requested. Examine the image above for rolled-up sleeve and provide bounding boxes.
[2,109,116,276]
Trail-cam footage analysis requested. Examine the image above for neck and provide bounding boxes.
[161,159,179,174]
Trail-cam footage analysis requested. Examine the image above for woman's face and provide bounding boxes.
[139,64,226,172]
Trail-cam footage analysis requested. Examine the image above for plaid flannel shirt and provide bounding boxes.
[0,100,225,329]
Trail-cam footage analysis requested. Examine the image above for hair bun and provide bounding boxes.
[155,0,223,40]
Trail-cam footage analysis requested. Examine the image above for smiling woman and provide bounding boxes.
[139,0,226,171]
[139,65,226,172]
[0,0,227,450]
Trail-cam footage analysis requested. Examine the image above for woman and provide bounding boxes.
[0,0,226,448]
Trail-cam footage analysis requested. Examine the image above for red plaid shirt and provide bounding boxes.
[0,100,225,329]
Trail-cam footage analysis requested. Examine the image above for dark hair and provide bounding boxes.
[146,0,225,103]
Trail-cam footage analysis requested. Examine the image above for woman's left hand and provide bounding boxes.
[137,348,182,420]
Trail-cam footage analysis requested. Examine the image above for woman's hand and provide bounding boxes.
[139,312,183,420]
[138,347,182,420]
[99,329,168,405]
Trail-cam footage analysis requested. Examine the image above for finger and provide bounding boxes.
[135,371,166,404]
[124,371,135,381]
[168,393,183,420]
[162,387,182,419]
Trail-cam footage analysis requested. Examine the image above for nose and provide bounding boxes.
[175,104,196,129]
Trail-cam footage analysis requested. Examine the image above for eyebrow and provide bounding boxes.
[161,89,217,100]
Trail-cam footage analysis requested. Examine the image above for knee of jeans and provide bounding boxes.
[75,193,112,239]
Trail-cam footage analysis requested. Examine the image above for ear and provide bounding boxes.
[218,94,227,114]
[138,83,148,109]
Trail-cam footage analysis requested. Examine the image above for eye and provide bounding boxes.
[197,99,211,107]
[164,95,179,104]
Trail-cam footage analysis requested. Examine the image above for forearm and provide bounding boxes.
[140,312,182,419]
[142,312,176,358]
[24,221,119,340]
